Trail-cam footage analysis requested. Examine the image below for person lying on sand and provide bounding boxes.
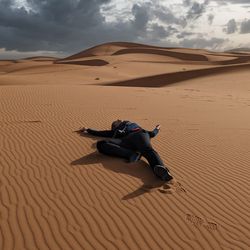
[76,120,173,182]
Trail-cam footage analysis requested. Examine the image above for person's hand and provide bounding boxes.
[75,127,88,134]
[155,124,161,130]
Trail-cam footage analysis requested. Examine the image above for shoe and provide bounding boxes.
[154,165,173,182]
[128,152,141,163]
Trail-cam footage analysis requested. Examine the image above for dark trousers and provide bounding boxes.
[96,130,164,170]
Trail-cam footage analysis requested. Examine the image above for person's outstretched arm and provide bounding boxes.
[76,127,114,137]
[147,124,161,138]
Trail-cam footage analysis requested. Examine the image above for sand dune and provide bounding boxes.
[57,42,250,69]
[59,42,164,60]
[1,42,250,249]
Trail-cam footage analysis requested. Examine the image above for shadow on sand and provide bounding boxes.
[71,132,173,199]
[103,62,250,88]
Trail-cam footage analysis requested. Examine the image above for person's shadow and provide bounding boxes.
[71,131,172,199]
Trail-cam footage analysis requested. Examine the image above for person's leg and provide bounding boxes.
[121,131,173,181]
[121,131,163,168]
[141,146,172,181]
[141,147,164,169]
[96,140,140,162]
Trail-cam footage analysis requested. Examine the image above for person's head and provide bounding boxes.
[111,119,122,130]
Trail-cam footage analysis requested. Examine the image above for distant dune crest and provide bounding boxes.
[0,41,250,87]
[57,42,250,66]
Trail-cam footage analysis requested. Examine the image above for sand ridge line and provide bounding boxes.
[104,62,250,87]
[112,48,209,61]
[56,59,109,66]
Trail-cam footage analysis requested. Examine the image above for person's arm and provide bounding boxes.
[75,127,114,137]
[147,124,161,138]
[86,128,114,137]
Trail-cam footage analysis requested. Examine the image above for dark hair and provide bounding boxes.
[111,120,122,130]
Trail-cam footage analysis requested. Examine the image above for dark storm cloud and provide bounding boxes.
[0,0,112,52]
[0,0,242,57]
[0,0,180,54]
[150,23,170,38]
[185,0,210,20]
[131,3,150,30]
[152,4,186,27]
[223,19,238,34]
[240,19,250,33]
[0,0,177,54]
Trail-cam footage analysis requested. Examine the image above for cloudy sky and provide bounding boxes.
[0,0,250,59]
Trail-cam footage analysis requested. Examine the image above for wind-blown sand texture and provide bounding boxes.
[1,42,250,250]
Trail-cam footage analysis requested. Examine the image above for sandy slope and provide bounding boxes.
[1,42,250,250]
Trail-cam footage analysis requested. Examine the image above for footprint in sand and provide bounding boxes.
[175,182,187,194]
[186,214,204,227]
[204,222,218,231]
[158,181,187,194]
[186,213,218,231]
[158,183,174,194]
[140,183,173,194]
[140,180,187,195]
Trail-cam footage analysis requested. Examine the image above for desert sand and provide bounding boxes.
[1,42,250,249]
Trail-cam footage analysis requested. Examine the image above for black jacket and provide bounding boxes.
[87,121,159,138]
